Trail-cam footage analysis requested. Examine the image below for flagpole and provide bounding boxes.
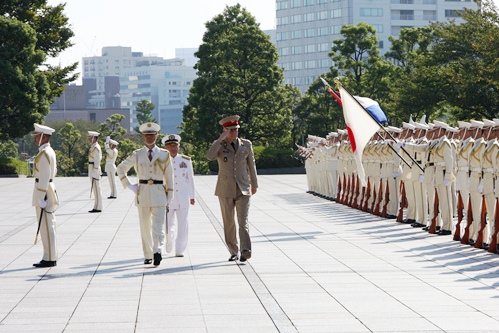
[332,77,425,173]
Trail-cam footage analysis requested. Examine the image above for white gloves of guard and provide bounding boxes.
[38,200,47,209]
[478,182,484,193]
[128,184,139,194]
[444,179,451,187]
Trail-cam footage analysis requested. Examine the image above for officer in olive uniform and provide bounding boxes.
[32,124,59,267]
[88,131,103,213]
[206,115,258,262]
[162,134,196,257]
[117,123,174,266]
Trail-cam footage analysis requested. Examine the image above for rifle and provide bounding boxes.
[488,198,499,253]
[474,195,487,249]
[381,180,389,218]
[370,180,377,213]
[453,191,464,241]
[461,197,473,244]
[373,179,382,216]
[353,175,360,208]
[336,173,342,202]
[363,178,371,211]
[347,175,354,207]
[358,178,365,210]
[429,189,439,234]
[397,181,406,222]
[341,173,348,204]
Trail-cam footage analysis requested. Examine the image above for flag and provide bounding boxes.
[353,96,387,124]
[340,87,385,187]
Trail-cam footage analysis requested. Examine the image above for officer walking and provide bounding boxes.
[32,124,59,267]
[88,131,103,213]
[206,115,258,262]
[162,134,196,257]
[117,123,174,266]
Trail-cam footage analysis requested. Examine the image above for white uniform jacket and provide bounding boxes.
[88,142,102,179]
[117,146,174,207]
[170,154,195,209]
[105,144,118,174]
[32,143,59,212]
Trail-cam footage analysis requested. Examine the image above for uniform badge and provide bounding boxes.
[179,161,187,168]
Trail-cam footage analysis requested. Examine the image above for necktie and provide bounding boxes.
[231,142,237,152]
[148,149,153,161]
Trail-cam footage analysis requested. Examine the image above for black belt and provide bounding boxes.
[426,163,434,166]
[35,178,52,182]
[89,162,94,164]
[139,179,163,185]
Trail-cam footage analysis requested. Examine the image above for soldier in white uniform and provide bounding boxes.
[88,131,103,213]
[32,124,59,267]
[104,137,119,199]
[117,122,174,266]
[162,134,196,257]
[468,120,486,245]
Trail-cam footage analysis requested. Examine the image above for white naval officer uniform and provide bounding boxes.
[105,138,119,198]
[88,131,103,212]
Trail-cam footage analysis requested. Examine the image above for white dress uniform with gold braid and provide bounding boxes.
[456,122,473,231]
[468,120,486,244]
[104,137,119,198]
[401,123,417,223]
[481,120,498,245]
[432,121,455,235]
[162,134,196,257]
[32,124,59,267]
[386,126,403,218]
[88,131,103,212]
[117,123,174,264]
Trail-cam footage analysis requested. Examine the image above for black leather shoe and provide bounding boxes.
[144,259,152,264]
[240,249,251,262]
[469,239,475,246]
[386,214,397,219]
[89,209,102,213]
[107,196,117,199]
[422,226,429,231]
[153,252,162,266]
[482,243,490,250]
[33,260,57,268]
[437,229,452,236]
[401,219,416,224]
[228,255,238,261]
[411,222,425,228]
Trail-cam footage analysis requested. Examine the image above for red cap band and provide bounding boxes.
[222,120,238,127]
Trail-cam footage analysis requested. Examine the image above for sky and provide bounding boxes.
[46,0,276,83]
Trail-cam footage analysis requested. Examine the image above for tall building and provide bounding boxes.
[82,46,196,133]
[275,0,478,93]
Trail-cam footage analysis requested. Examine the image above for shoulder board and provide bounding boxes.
[181,154,191,160]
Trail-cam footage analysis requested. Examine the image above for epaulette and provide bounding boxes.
[181,154,191,160]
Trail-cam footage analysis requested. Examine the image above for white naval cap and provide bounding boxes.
[88,131,100,137]
[433,120,449,129]
[386,126,402,133]
[414,122,429,130]
[33,123,55,135]
[327,132,338,138]
[402,122,415,130]
[458,121,471,129]
[447,127,459,133]
[109,139,119,146]
[139,122,161,134]
[470,120,484,129]
[494,119,499,127]
[162,134,181,145]
[482,119,495,127]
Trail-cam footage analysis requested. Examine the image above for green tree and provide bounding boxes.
[134,100,157,133]
[181,4,295,157]
[0,1,76,140]
[0,140,18,159]
[98,114,128,140]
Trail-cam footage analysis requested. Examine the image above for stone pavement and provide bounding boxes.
[1,175,499,333]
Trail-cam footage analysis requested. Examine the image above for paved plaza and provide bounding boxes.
[1,174,499,332]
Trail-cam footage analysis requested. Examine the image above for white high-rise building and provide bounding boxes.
[276,0,478,93]
[82,46,196,133]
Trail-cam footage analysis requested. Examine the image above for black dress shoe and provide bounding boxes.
[33,260,57,268]
[228,255,238,261]
[469,239,475,246]
[153,252,162,266]
[386,214,397,219]
[401,219,416,224]
[240,249,251,262]
[89,209,102,213]
[422,226,429,231]
[144,259,152,264]
[411,222,425,228]
[437,229,452,236]
[107,196,117,199]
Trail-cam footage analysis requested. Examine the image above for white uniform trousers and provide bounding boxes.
[107,172,117,197]
[36,208,57,262]
[404,180,416,220]
[436,183,453,231]
[469,173,483,240]
[166,207,190,255]
[91,178,103,211]
[138,206,166,259]
[483,173,496,243]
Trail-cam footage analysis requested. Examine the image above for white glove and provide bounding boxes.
[92,172,99,179]
[444,179,451,187]
[38,199,47,209]
[106,136,110,143]
[478,182,484,193]
[396,142,404,148]
[167,198,172,206]
[392,172,399,178]
[419,175,425,183]
[431,179,434,186]
[128,184,139,194]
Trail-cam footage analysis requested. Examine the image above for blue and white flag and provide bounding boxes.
[353,96,387,124]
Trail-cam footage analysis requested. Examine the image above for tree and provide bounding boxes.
[0,1,77,140]
[134,100,157,133]
[98,114,128,140]
[181,4,295,155]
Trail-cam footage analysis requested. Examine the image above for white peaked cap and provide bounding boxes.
[470,120,484,128]
[402,122,415,130]
[414,122,429,130]
[88,131,100,137]
[109,139,119,146]
[33,123,55,135]
[433,120,449,129]
[139,122,161,134]
[494,119,499,126]
[458,121,471,129]
[162,134,181,145]
[482,119,495,127]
